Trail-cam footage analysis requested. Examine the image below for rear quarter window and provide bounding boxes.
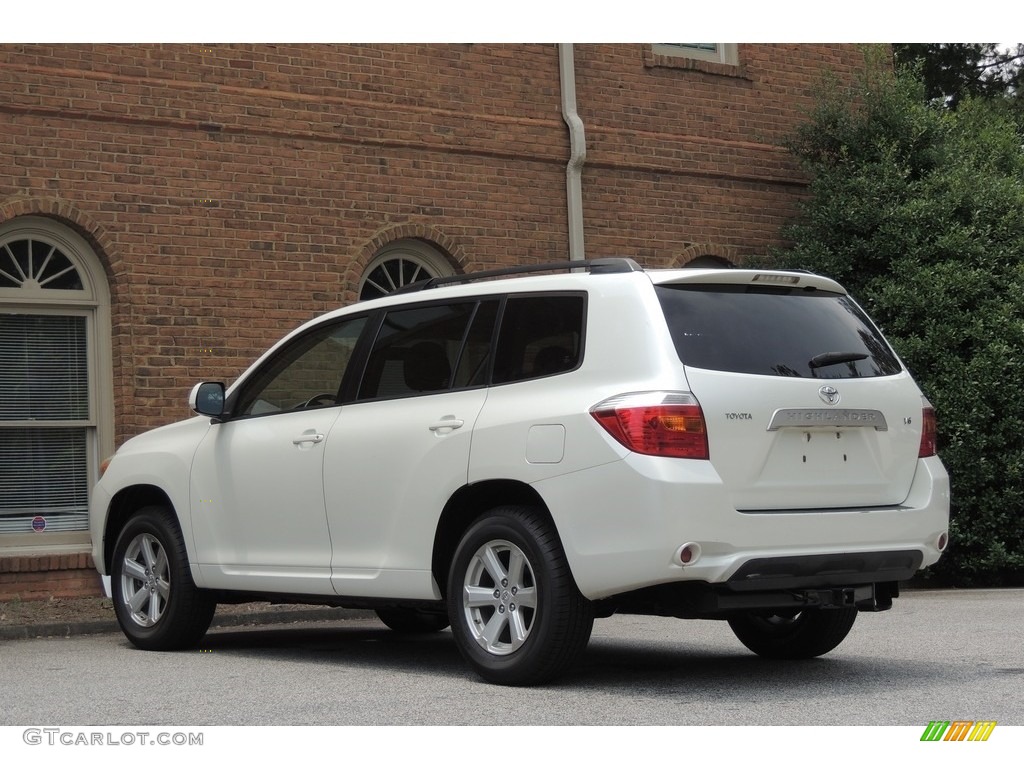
[655,284,902,378]
[493,294,585,384]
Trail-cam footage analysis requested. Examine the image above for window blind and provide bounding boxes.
[0,427,90,530]
[0,314,91,532]
[0,314,89,420]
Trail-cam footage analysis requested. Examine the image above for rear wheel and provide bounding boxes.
[111,506,216,650]
[727,606,857,659]
[447,506,593,686]
[375,608,450,634]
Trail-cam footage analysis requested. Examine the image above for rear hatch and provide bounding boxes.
[653,271,925,511]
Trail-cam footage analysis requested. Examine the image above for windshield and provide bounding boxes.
[655,284,902,378]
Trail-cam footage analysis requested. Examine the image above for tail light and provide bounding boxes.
[919,405,938,458]
[591,392,709,460]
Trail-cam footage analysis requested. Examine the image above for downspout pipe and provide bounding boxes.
[558,43,586,262]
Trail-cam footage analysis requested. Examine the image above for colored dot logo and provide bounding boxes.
[32,516,46,532]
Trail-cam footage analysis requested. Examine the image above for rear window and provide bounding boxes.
[655,284,902,378]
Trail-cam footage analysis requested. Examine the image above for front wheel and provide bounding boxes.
[111,506,216,650]
[727,606,857,659]
[447,506,593,686]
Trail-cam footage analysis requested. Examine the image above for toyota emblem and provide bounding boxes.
[818,385,840,405]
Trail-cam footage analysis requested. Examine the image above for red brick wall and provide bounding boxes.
[573,44,870,262]
[0,43,874,444]
[0,554,104,600]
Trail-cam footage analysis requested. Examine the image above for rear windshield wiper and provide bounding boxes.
[808,351,869,369]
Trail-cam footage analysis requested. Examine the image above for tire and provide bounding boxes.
[727,606,858,659]
[375,608,450,634]
[110,506,216,650]
[446,506,594,686]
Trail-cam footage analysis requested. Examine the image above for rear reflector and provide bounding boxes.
[676,542,702,566]
[591,392,710,460]
[919,406,938,458]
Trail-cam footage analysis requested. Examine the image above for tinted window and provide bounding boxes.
[359,302,476,399]
[235,316,367,416]
[453,300,499,388]
[493,295,585,384]
[655,284,901,378]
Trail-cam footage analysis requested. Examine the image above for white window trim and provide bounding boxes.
[0,217,113,548]
[652,44,739,66]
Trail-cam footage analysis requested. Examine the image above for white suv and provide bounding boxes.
[90,259,950,685]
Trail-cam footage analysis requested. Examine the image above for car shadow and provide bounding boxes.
[569,636,920,693]
[164,618,940,698]
[194,621,468,677]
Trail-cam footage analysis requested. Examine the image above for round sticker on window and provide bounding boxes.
[32,516,46,532]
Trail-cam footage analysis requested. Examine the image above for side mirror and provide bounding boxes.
[189,382,226,419]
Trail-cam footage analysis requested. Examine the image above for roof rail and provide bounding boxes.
[394,257,644,294]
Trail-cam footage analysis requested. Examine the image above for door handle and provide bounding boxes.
[292,433,325,445]
[429,417,465,433]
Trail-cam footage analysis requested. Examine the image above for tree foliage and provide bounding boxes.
[892,43,1024,109]
[772,57,1024,584]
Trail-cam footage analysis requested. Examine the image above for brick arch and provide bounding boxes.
[343,222,469,303]
[675,243,743,268]
[0,197,120,294]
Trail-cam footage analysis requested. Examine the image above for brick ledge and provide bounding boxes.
[0,552,103,601]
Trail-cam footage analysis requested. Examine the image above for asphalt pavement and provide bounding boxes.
[0,601,373,641]
[1,588,1022,726]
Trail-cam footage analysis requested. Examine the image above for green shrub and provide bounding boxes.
[771,56,1024,585]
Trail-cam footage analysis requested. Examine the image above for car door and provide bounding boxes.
[189,315,367,594]
[323,299,497,600]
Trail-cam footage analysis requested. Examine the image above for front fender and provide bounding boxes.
[89,416,212,578]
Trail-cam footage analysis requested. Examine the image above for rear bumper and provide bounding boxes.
[537,455,950,601]
[597,580,901,619]
[726,549,923,591]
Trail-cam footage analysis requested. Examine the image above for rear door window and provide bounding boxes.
[358,302,480,400]
[453,299,499,388]
[655,284,901,378]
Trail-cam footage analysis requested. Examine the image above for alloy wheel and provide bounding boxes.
[119,532,170,627]
[461,538,538,655]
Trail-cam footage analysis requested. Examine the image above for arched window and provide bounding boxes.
[359,240,454,300]
[0,217,112,544]
[684,255,734,269]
